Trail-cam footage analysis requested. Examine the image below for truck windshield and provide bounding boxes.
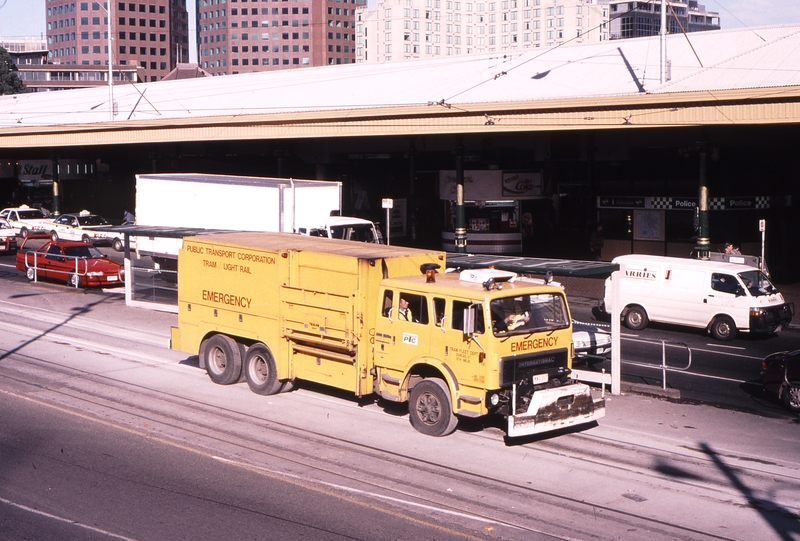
[738,270,778,297]
[490,293,569,336]
[330,224,377,243]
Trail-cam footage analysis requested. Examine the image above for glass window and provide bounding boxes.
[452,300,484,333]
[711,273,740,295]
[490,293,569,335]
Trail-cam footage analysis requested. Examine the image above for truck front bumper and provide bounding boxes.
[507,383,605,438]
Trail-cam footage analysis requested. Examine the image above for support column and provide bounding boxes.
[454,138,467,253]
[695,143,709,260]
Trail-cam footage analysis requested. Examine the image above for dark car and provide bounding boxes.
[15,234,124,288]
[761,350,800,413]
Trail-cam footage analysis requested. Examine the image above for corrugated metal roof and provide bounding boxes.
[0,25,798,134]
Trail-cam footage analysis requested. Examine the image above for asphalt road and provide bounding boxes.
[570,300,800,418]
[0,265,798,540]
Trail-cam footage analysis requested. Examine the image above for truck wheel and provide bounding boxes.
[244,343,281,395]
[26,267,36,281]
[710,315,737,341]
[201,334,243,385]
[409,379,459,437]
[624,306,648,331]
[50,231,59,242]
[782,382,800,413]
[112,238,123,252]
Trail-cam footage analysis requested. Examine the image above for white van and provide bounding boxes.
[603,255,794,340]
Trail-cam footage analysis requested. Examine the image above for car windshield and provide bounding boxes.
[18,210,47,219]
[63,245,105,259]
[0,220,11,229]
[330,224,377,243]
[77,215,109,226]
[490,292,570,336]
[738,270,778,297]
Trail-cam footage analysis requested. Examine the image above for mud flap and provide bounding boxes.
[507,383,605,438]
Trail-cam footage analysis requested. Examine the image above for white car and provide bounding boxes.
[0,217,17,253]
[48,211,127,252]
[572,321,612,359]
[0,205,53,238]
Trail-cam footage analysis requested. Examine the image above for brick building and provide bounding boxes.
[45,0,190,83]
[196,0,365,75]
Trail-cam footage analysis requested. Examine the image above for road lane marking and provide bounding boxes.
[704,343,747,350]
[0,495,142,541]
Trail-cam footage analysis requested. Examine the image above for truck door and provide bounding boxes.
[374,289,432,372]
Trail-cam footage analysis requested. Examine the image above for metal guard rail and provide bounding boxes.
[620,337,693,391]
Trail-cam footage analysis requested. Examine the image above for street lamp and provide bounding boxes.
[97,1,114,121]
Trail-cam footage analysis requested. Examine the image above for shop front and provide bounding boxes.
[440,170,548,254]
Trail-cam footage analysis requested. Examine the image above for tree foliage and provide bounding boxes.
[0,47,28,96]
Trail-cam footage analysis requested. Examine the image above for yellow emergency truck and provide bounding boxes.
[171,232,605,437]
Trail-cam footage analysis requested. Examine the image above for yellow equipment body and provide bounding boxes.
[172,232,604,437]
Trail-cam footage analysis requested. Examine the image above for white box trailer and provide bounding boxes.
[134,173,379,260]
[604,254,794,340]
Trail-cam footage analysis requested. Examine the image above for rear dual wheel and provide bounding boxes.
[244,343,282,395]
[201,334,243,385]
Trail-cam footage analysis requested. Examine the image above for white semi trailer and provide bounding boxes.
[133,173,380,262]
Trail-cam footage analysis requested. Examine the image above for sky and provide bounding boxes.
[1,0,799,63]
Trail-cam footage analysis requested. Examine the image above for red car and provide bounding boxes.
[16,234,124,288]
[761,350,800,413]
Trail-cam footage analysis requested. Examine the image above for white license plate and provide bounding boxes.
[107,276,118,282]
[533,373,548,385]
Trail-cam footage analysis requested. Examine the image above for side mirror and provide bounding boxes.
[735,287,745,297]
[463,307,475,337]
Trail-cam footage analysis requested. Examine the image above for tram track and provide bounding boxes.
[0,320,796,541]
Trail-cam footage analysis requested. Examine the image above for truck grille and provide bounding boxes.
[499,349,569,388]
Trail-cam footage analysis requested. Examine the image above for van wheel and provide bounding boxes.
[624,306,648,331]
[710,315,737,341]
[409,379,459,437]
[244,343,281,395]
[783,382,800,413]
[201,334,243,385]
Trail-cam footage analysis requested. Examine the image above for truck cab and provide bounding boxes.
[373,268,604,437]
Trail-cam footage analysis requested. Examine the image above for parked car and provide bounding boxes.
[47,210,126,252]
[16,234,124,288]
[761,350,800,413]
[0,217,17,253]
[0,205,53,238]
[572,320,612,360]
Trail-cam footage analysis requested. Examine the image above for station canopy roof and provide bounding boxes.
[1,25,799,147]
[446,253,618,277]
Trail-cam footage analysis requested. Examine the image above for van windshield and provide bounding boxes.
[490,293,569,336]
[738,270,778,297]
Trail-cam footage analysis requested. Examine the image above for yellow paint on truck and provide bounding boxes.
[172,231,604,437]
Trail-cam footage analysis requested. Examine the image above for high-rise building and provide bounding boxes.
[608,0,720,39]
[45,0,190,83]
[355,0,610,64]
[196,0,366,76]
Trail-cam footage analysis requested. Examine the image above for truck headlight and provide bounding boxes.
[488,393,500,407]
